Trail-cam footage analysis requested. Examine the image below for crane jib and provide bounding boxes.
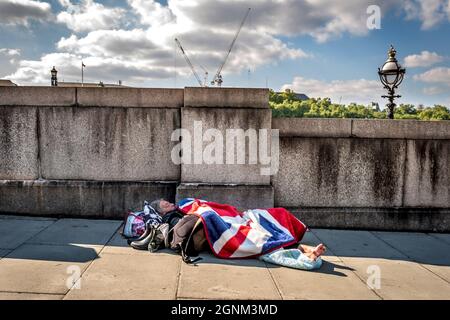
[211,7,251,86]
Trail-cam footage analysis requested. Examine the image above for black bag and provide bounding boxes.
[144,210,184,252]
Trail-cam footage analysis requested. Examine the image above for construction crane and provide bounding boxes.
[211,7,251,87]
[199,65,209,87]
[175,38,205,87]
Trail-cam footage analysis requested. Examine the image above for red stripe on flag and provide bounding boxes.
[217,225,251,258]
[267,208,307,242]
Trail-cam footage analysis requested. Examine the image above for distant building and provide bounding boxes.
[0,79,17,86]
[277,88,309,101]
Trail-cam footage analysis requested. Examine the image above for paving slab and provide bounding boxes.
[268,259,380,300]
[64,251,180,300]
[0,244,100,294]
[372,232,450,265]
[373,231,450,282]
[0,292,63,300]
[312,229,407,259]
[429,233,450,246]
[340,257,450,300]
[301,230,341,261]
[178,253,281,300]
[0,249,11,258]
[0,218,55,250]
[26,218,120,247]
[102,230,164,256]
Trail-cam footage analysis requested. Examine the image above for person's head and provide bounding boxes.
[150,199,176,216]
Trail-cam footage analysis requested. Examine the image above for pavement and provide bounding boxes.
[0,215,449,300]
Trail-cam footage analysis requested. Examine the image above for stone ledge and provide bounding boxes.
[273,118,450,139]
[77,88,184,108]
[184,87,269,108]
[176,183,274,211]
[273,118,352,137]
[0,180,177,219]
[289,207,450,232]
[352,119,450,139]
[0,87,76,106]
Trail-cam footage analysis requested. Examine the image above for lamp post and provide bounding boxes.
[378,45,406,119]
[51,66,58,87]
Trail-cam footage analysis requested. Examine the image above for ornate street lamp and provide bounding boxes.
[378,45,406,119]
[51,66,58,87]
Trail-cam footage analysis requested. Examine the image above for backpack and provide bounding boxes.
[145,210,185,251]
[170,214,209,264]
[121,201,163,239]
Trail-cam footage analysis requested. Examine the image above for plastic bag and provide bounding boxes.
[260,248,323,270]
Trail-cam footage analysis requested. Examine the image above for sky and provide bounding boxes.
[0,0,450,107]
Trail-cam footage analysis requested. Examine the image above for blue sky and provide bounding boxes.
[0,0,449,107]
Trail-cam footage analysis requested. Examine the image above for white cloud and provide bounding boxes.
[7,52,173,85]
[166,0,395,43]
[404,51,445,68]
[12,0,450,87]
[404,0,450,30]
[414,67,450,85]
[0,0,52,26]
[128,0,175,26]
[0,48,21,57]
[282,77,384,105]
[423,86,447,95]
[0,48,21,77]
[57,0,126,32]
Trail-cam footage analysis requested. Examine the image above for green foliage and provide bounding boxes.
[269,90,450,120]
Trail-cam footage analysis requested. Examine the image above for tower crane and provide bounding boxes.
[211,7,251,87]
[199,65,209,87]
[175,38,205,87]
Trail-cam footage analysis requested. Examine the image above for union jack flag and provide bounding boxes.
[177,198,307,259]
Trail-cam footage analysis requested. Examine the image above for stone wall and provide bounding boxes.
[1,86,449,231]
[0,87,183,217]
[272,118,450,231]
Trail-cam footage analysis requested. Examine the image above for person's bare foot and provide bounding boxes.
[313,244,326,256]
[302,244,326,261]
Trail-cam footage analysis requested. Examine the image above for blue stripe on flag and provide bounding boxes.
[259,214,294,253]
[177,198,194,208]
[202,210,232,245]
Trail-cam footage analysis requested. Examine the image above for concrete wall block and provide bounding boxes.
[39,107,180,181]
[404,140,450,207]
[272,118,352,138]
[0,87,76,106]
[176,183,274,211]
[0,180,102,216]
[273,138,406,207]
[184,87,269,108]
[0,107,39,179]
[0,180,177,218]
[289,207,450,232]
[77,88,184,108]
[181,107,272,184]
[102,181,176,217]
[352,119,450,139]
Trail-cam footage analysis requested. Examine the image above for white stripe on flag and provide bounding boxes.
[230,225,268,258]
[244,209,294,238]
[212,223,242,253]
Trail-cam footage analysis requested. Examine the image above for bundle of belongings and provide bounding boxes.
[121,198,323,270]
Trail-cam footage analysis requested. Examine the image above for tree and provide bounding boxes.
[269,93,450,120]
